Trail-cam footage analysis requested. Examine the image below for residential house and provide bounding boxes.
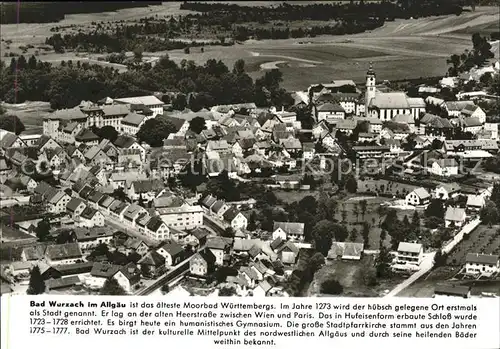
[138,251,166,277]
[145,216,170,242]
[157,204,203,230]
[206,237,232,266]
[77,207,105,228]
[393,242,423,271]
[210,200,231,219]
[434,182,461,200]
[44,243,83,265]
[75,128,99,147]
[223,208,248,231]
[114,135,146,162]
[465,253,499,276]
[184,227,211,247]
[127,179,164,202]
[121,237,150,256]
[429,159,459,177]
[444,207,467,228]
[328,242,364,260]
[122,203,147,227]
[46,190,71,214]
[112,262,141,293]
[190,250,216,276]
[466,195,485,212]
[276,241,299,265]
[156,241,185,267]
[272,222,305,241]
[434,285,470,298]
[74,227,114,250]
[316,102,346,121]
[120,112,147,136]
[66,197,87,220]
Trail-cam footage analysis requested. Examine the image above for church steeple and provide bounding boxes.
[365,61,376,116]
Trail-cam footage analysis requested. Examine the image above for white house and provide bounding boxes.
[465,253,499,276]
[272,222,305,241]
[466,195,485,211]
[223,208,247,231]
[74,227,114,250]
[156,241,185,268]
[113,95,164,116]
[393,242,423,271]
[429,159,459,177]
[434,182,461,200]
[158,204,203,231]
[316,103,346,121]
[461,104,486,124]
[77,207,105,228]
[405,187,431,207]
[444,207,467,228]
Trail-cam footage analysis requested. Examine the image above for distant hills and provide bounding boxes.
[0,2,162,24]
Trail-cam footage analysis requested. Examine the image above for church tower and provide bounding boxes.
[365,62,376,116]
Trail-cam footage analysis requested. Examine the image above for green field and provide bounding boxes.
[1,5,498,91]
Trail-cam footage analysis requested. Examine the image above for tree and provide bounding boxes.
[349,228,358,242]
[359,199,368,219]
[222,227,235,238]
[88,243,109,260]
[161,284,169,293]
[320,276,343,295]
[98,125,118,142]
[136,118,177,147]
[433,250,447,268]
[308,252,325,273]
[100,278,127,295]
[247,211,257,231]
[219,286,237,296]
[56,230,75,244]
[232,59,246,75]
[311,220,334,256]
[35,219,51,242]
[375,245,393,278]
[140,264,152,278]
[27,266,45,295]
[188,116,206,134]
[172,94,187,110]
[345,175,358,193]
[0,114,25,135]
[425,199,445,219]
[480,200,499,226]
[361,222,370,247]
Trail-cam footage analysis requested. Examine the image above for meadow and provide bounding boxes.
[1,5,498,91]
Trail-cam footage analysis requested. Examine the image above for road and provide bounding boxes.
[385,218,481,298]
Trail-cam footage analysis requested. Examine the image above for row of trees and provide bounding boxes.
[180,1,463,22]
[0,2,161,24]
[446,33,495,76]
[0,55,291,111]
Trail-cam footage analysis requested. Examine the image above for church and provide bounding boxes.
[363,63,426,121]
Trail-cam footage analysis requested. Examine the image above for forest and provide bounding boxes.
[0,55,292,110]
[0,2,161,24]
[43,0,466,53]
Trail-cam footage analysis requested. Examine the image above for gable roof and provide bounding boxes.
[121,112,146,126]
[273,222,305,236]
[397,242,422,254]
[45,243,82,260]
[369,92,409,109]
[158,241,184,257]
[445,207,466,222]
[223,207,242,222]
[465,253,499,265]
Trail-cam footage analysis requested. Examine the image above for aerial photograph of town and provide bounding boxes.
[0,0,498,299]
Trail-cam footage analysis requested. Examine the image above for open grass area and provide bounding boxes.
[274,190,319,204]
[308,254,404,297]
[2,6,497,91]
[446,224,500,266]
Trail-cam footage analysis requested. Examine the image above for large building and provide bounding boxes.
[364,63,425,121]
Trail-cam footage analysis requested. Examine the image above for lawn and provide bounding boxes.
[274,189,319,204]
[307,254,404,297]
[397,266,500,298]
[446,224,500,266]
